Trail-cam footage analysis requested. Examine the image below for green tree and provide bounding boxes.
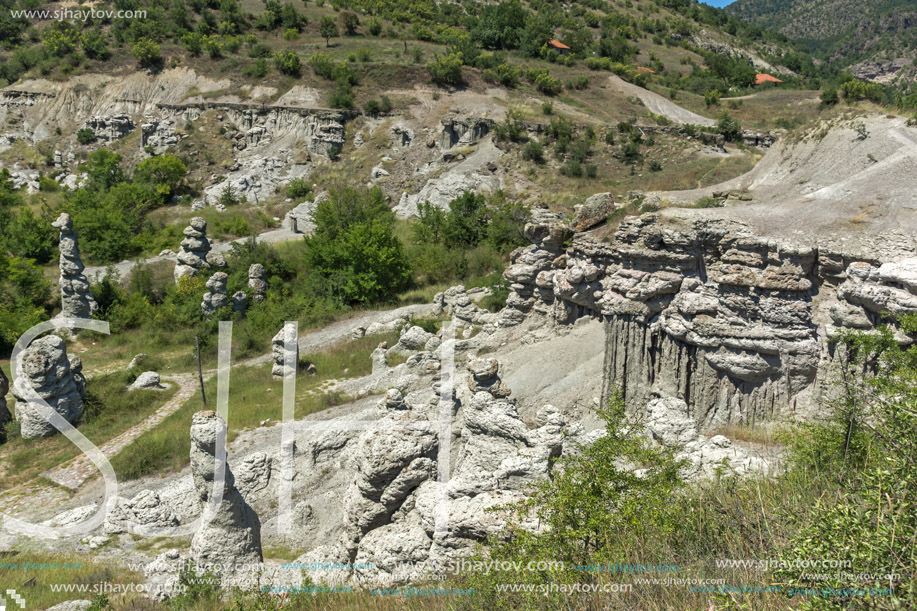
[132,38,161,68]
[273,50,301,76]
[0,253,52,353]
[339,11,359,35]
[134,155,188,203]
[319,16,339,47]
[5,208,56,263]
[444,191,488,248]
[717,111,742,142]
[81,150,125,192]
[471,0,527,50]
[427,53,463,87]
[304,187,411,304]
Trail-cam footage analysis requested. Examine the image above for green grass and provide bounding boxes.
[110,329,400,481]
[0,371,177,490]
[0,551,144,610]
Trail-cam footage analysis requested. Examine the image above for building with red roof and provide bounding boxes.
[754,73,783,85]
[547,39,570,55]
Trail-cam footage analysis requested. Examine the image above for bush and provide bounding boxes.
[534,71,562,95]
[648,160,662,172]
[319,16,339,46]
[522,140,544,164]
[493,108,527,143]
[367,18,382,36]
[304,186,411,304]
[247,42,272,58]
[132,38,161,68]
[704,89,721,107]
[244,58,268,78]
[329,85,354,110]
[820,88,839,107]
[76,128,96,145]
[309,52,335,79]
[135,155,187,203]
[542,101,553,115]
[716,111,742,142]
[428,53,464,87]
[363,99,381,116]
[273,50,301,76]
[339,11,359,35]
[285,178,312,199]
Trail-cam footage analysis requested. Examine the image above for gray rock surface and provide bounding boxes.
[47,601,92,611]
[271,326,299,377]
[201,272,229,317]
[248,264,268,303]
[189,411,262,580]
[104,489,179,534]
[174,217,212,282]
[12,335,85,439]
[83,114,134,141]
[130,371,165,390]
[52,213,99,322]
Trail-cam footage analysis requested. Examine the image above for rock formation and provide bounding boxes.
[0,367,10,430]
[232,291,248,315]
[52,213,99,322]
[12,335,86,439]
[189,411,262,579]
[83,114,134,142]
[504,213,917,430]
[104,489,179,534]
[247,264,268,303]
[174,217,212,282]
[130,371,166,391]
[201,272,228,317]
[272,326,298,377]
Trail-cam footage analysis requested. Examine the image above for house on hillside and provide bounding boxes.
[636,66,656,74]
[755,73,782,86]
[547,39,570,55]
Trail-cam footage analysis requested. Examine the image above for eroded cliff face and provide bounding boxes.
[504,213,916,430]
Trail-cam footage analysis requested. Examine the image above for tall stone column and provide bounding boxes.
[52,213,99,323]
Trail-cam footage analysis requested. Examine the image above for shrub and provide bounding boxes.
[304,186,411,304]
[493,107,527,143]
[585,56,611,70]
[534,71,562,95]
[716,111,742,142]
[604,131,615,145]
[704,89,721,107]
[560,159,582,177]
[522,140,544,164]
[135,155,187,203]
[273,50,301,76]
[247,42,272,58]
[363,99,381,116]
[367,18,382,36]
[648,160,662,172]
[820,88,839,107]
[339,11,359,35]
[76,128,96,145]
[309,52,335,79]
[319,16,339,46]
[285,178,312,199]
[329,85,354,109]
[427,53,464,87]
[81,29,111,60]
[542,101,553,115]
[132,38,161,68]
[379,95,392,113]
[283,28,300,40]
[244,58,268,78]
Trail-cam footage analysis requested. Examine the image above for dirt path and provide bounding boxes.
[607,75,716,127]
[40,374,197,490]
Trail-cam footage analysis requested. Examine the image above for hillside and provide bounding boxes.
[729,0,917,76]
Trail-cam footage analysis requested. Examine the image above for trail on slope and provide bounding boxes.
[606,75,716,127]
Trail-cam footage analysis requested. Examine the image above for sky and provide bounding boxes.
[702,0,736,7]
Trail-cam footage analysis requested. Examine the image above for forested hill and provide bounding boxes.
[728,0,917,67]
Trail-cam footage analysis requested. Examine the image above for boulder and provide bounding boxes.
[130,371,165,391]
[104,489,179,534]
[572,192,620,231]
[201,272,229,317]
[12,335,86,439]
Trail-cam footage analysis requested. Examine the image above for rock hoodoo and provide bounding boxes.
[52,213,99,322]
[189,411,262,579]
[247,264,268,303]
[504,213,917,430]
[174,217,212,282]
[12,335,86,439]
[272,326,298,377]
[201,272,228,317]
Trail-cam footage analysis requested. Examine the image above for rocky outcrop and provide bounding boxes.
[12,335,86,439]
[52,213,99,322]
[83,114,134,142]
[189,411,262,579]
[645,396,767,479]
[141,119,179,153]
[742,129,776,148]
[505,213,908,430]
[439,117,493,150]
[104,489,179,534]
[248,264,268,303]
[0,368,10,430]
[572,192,621,232]
[201,272,228,317]
[174,217,214,282]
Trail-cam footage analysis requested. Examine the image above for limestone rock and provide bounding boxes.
[47,601,93,611]
[174,218,212,282]
[201,272,228,317]
[52,213,99,322]
[272,326,298,377]
[104,489,179,534]
[393,326,433,353]
[189,411,262,578]
[232,291,248,315]
[248,264,268,303]
[572,192,620,231]
[12,335,85,439]
[130,371,166,390]
[467,358,511,398]
[83,114,134,142]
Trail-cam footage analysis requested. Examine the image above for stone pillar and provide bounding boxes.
[51,213,99,323]
[12,335,86,439]
[175,217,212,282]
[248,264,268,303]
[201,272,228,317]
